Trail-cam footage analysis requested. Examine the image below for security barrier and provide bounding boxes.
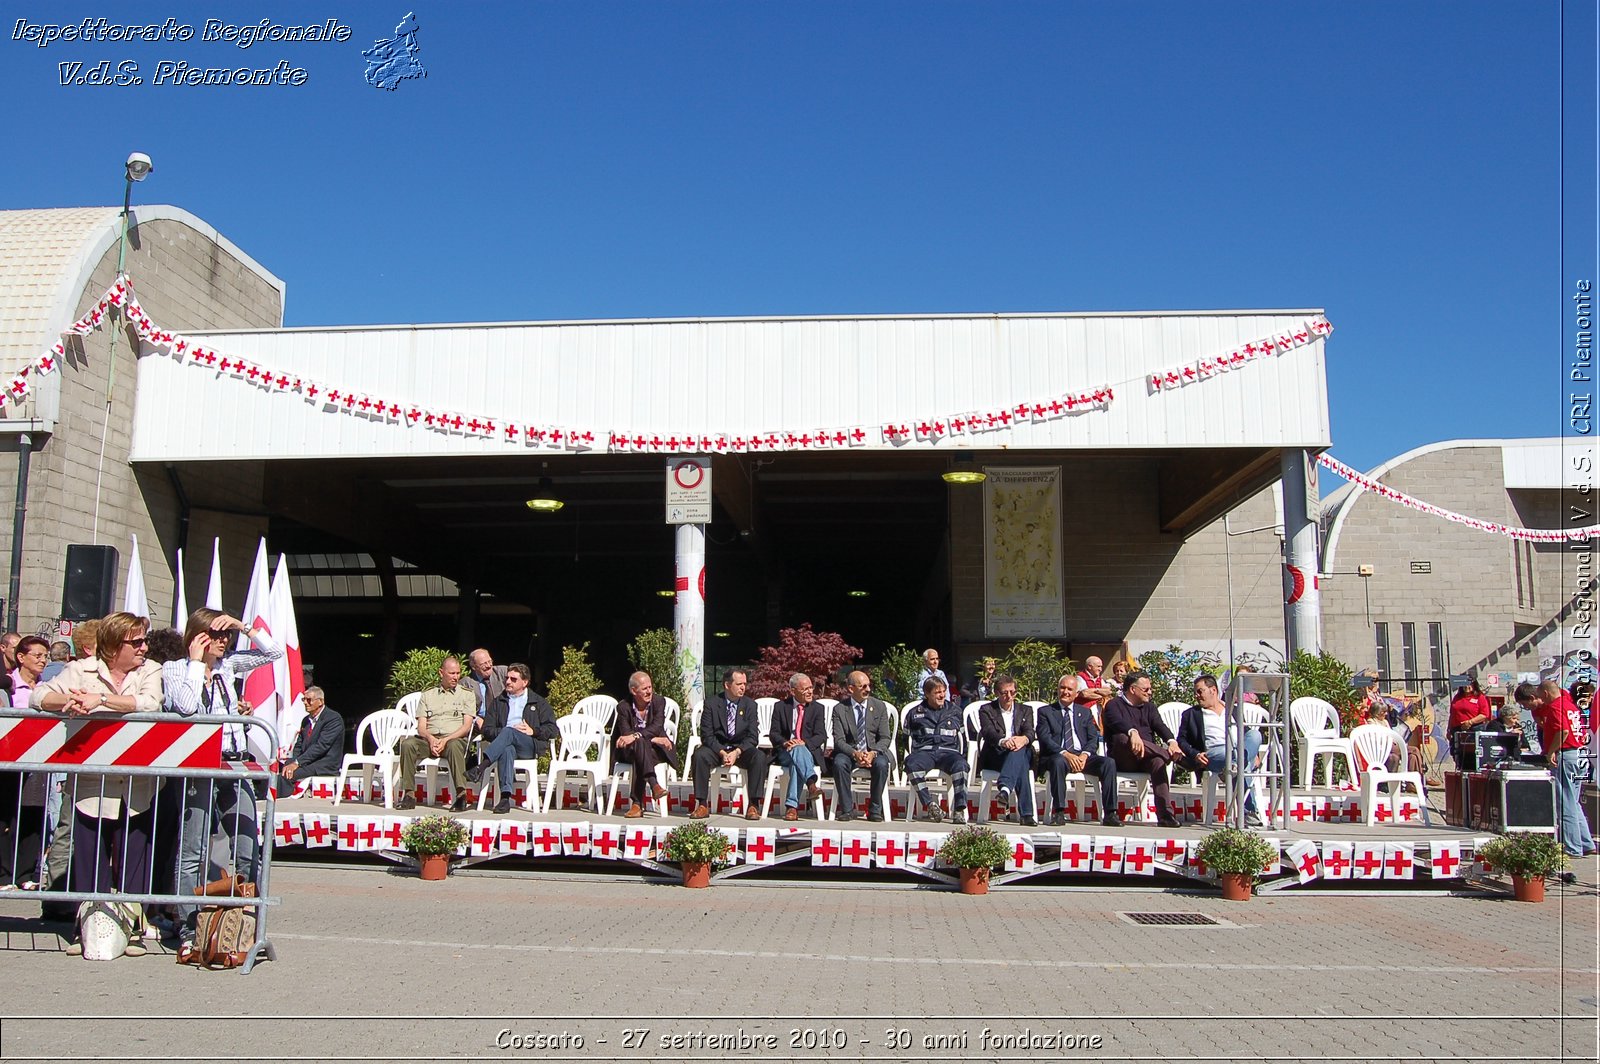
[0,709,279,972]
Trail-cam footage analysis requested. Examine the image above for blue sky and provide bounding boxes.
[1,1,1589,477]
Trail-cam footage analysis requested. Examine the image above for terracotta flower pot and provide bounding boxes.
[681,861,712,888]
[958,867,991,895]
[1510,874,1545,903]
[1218,871,1253,901]
[418,853,450,881]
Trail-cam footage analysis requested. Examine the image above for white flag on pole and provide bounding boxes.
[269,555,306,753]
[205,538,223,610]
[122,534,149,617]
[238,539,278,761]
[173,547,187,628]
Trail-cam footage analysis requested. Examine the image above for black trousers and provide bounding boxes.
[691,746,767,804]
[1109,735,1176,815]
[829,752,890,816]
[1044,750,1117,814]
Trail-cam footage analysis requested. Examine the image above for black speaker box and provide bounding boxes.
[1486,770,1557,833]
[61,544,119,621]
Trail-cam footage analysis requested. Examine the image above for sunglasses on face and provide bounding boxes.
[127,637,149,648]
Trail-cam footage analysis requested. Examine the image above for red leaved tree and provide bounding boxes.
[747,624,864,700]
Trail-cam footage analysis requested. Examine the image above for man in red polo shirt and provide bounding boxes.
[1514,681,1597,869]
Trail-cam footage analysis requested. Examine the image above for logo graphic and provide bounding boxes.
[363,12,425,90]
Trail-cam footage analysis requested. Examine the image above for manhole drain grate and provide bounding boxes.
[1120,911,1223,926]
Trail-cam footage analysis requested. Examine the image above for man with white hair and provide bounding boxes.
[612,671,673,818]
[769,673,827,821]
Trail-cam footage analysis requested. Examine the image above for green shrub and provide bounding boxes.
[997,639,1077,702]
[937,824,1012,870]
[386,647,458,704]
[870,643,927,705]
[547,642,602,718]
[1477,833,1570,878]
[399,814,469,856]
[660,821,734,867]
[1193,827,1277,877]
[1136,644,1221,708]
[627,627,688,710]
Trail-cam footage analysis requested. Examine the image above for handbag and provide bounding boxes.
[77,900,140,961]
[178,874,258,969]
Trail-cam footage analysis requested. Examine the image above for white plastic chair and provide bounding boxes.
[1157,702,1188,741]
[605,696,680,815]
[1291,696,1355,788]
[334,709,415,809]
[542,714,608,813]
[681,700,705,775]
[1350,723,1431,826]
[574,694,619,731]
[394,691,422,721]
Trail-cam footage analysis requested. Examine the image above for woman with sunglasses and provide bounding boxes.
[31,612,164,952]
[0,637,52,889]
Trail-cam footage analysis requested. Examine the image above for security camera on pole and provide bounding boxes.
[666,458,711,707]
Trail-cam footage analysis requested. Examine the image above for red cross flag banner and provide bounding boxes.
[1429,840,1464,880]
[1181,795,1204,824]
[301,812,332,848]
[1260,838,1283,877]
[468,821,498,858]
[272,812,303,849]
[838,831,874,870]
[1395,796,1422,823]
[1008,836,1036,874]
[810,830,842,867]
[1370,797,1394,825]
[1470,836,1497,877]
[905,832,943,870]
[873,831,907,870]
[1154,837,1187,868]
[1319,841,1353,880]
[1286,795,1324,827]
[742,828,776,866]
[528,822,562,858]
[621,824,656,862]
[1058,836,1094,873]
[1285,839,1322,885]
[496,821,531,855]
[1120,838,1155,877]
[1089,836,1125,875]
[1382,842,1416,881]
[1185,841,1211,879]
[1350,842,1385,881]
[560,821,592,858]
[583,823,617,859]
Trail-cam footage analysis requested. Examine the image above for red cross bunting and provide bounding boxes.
[1342,803,1361,823]
[1321,848,1349,876]
[303,818,330,845]
[1289,799,1314,823]
[1431,848,1459,876]
[1352,849,1382,877]
[337,821,361,847]
[1061,841,1090,869]
[746,834,774,862]
[383,821,405,848]
[274,819,300,846]
[841,837,870,864]
[1123,846,1153,873]
[474,826,496,852]
[812,836,839,863]
[1093,845,1120,872]
[359,822,383,847]
[1155,838,1185,862]
[1374,802,1393,823]
[625,831,652,859]
[584,828,613,857]
[874,836,902,865]
[1297,851,1321,878]
[500,823,528,851]
[532,827,561,855]
[1384,849,1412,877]
[563,826,587,851]
[908,838,937,865]
[1012,841,1033,867]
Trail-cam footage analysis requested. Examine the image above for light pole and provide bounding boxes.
[90,151,153,543]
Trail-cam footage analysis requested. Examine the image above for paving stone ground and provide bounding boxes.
[0,853,1595,1063]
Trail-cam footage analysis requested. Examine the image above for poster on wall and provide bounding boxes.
[982,466,1065,637]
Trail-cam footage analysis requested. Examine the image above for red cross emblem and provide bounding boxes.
[474,825,496,852]
[841,837,870,865]
[466,419,482,433]
[1317,802,1338,823]
[874,836,903,865]
[337,821,361,847]
[1352,849,1382,877]
[1289,799,1313,823]
[359,822,383,848]
[386,402,402,418]
[563,826,587,852]
[1431,848,1460,876]
[504,424,519,440]
[1296,851,1321,879]
[274,819,300,846]
[1093,844,1120,872]
[342,394,357,409]
[625,831,652,859]
[532,827,561,855]
[1011,841,1033,868]
[1383,849,1412,877]
[1123,845,1153,873]
[303,819,330,845]
[501,823,528,851]
[1155,838,1184,862]
[908,838,937,865]
[1374,802,1393,823]
[1060,841,1090,869]
[1322,848,1349,876]
[585,828,614,857]
[1342,803,1360,823]
[742,833,773,862]
[357,396,372,411]
[812,836,839,863]
[383,821,405,848]
[850,428,866,443]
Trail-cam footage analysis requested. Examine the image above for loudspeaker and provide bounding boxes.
[1486,769,1557,833]
[61,544,119,621]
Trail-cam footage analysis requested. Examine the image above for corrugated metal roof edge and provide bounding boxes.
[185,307,1330,338]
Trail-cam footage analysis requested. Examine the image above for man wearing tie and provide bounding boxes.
[976,675,1038,826]
[1037,672,1121,827]
[689,670,766,820]
[829,671,894,822]
[769,673,827,821]
[276,687,345,795]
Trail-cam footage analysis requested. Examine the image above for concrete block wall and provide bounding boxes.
[0,217,280,633]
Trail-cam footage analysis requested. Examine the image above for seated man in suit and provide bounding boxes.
[1037,673,1121,827]
[613,671,674,818]
[903,675,970,823]
[829,671,894,822]
[769,673,827,821]
[276,687,345,795]
[1103,669,1184,828]
[977,675,1038,826]
[1176,673,1264,827]
[473,664,558,813]
[690,669,766,820]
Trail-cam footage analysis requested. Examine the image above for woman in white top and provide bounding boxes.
[1,637,51,888]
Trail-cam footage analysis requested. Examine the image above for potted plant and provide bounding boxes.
[1477,832,1571,902]
[1193,826,1278,901]
[660,821,734,887]
[937,824,1011,895]
[400,814,470,880]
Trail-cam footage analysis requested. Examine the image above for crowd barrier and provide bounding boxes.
[0,709,278,973]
